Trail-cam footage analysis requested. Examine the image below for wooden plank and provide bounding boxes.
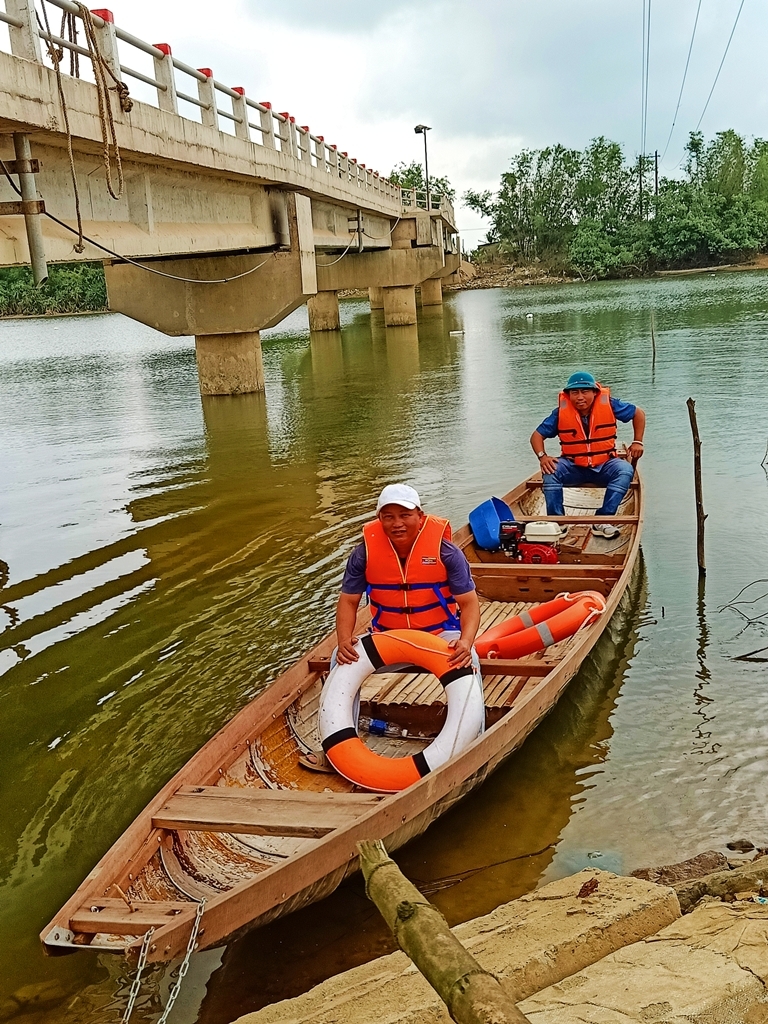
[309,656,557,678]
[152,786,383,838]
[469,563,622,577]
[511,515,638,524]
[71,899,191,935]
[480,659,557,676]
[474,576,610,602]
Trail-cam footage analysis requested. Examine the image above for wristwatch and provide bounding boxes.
[536,451,546,459]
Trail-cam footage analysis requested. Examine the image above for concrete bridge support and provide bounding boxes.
[104,193,317,395]
[307,291,341,332]
[382,286,418,327]
[195,332,264,395]
[420,278,443,306]
[369,287,384,310]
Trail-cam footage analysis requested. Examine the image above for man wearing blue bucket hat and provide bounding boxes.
[529,371,645,538]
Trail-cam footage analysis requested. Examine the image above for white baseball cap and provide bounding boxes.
[376,483,421,512]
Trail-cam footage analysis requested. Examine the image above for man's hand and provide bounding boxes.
[539,454,558,475]
[447,637,473,668]
[335,636,360,665]
[627,442,644,462]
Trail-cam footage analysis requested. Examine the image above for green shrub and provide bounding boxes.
[0,261,108,316]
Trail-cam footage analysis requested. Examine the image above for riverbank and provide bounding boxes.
[455,251,768,291]
[233,852,768,1024]
[0,262,107,317]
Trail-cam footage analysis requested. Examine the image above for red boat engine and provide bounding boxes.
[517,542,559,564]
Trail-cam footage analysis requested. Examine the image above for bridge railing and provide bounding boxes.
[401,187,456,222]
[0,0,406,206]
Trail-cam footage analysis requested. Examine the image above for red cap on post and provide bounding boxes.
[154,43,172,55]
[316,135,324,142]
[300,125,310,133]
[232,87,245,95]
[340,151,348,157]
[198,68,213,78]
[91,8,114,22]
[260,101,272,109]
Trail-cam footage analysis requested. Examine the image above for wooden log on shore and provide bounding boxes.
[358,839,529,1024]
[686,398,707,576]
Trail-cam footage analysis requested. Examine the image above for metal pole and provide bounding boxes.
[423,130,430,212]
[639,154,643,220]
[13,133,47,286]
[655,150,659,195]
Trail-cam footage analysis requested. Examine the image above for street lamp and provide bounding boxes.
[414,124,431,210]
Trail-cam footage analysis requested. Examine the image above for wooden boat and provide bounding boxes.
[42,472,643,964]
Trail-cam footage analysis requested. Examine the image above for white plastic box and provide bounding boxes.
[523,521,562,542]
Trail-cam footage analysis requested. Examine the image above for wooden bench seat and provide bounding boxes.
[152,786,384,837]
[70,898,191,934]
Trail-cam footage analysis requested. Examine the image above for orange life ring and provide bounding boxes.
[318,630,485,793]
[475,591,605,659]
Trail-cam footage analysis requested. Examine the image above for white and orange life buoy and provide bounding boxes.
[475,591,606,659]
[318,629,485,793]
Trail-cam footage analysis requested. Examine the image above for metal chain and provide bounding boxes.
[120,926,155,1024]
[156,899,206,1024]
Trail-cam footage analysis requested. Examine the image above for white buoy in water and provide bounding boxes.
[449,330,464,335]
[526,313,534,320]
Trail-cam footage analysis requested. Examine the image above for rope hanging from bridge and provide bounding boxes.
[36,0,133,250]
[37,0,85,251]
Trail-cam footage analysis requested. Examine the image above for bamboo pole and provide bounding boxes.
[686,398,707,576]
[358,839,529,1024]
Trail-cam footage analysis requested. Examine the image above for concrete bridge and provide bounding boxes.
[0,0,461,393]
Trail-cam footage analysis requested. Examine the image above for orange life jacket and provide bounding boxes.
[363,515,461,633]
[557,384,617,467]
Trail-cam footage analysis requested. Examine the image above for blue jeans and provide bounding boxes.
[542,457,635,517]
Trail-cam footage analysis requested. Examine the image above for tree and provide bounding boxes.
[388,161,455,201]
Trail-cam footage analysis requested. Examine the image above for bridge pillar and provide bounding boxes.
[420,278,443,306]
[382,285,417,327]
[195,332,264,395]
[369,286,384,310]
[307,290,340,331]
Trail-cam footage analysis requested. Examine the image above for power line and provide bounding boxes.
[660,0,703,162]
[695,0,747,131]
[640,0,652,215]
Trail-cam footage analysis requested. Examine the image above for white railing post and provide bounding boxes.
[329,144,339,177]
[231,87,249,140]
[299,126,311,163]
[152,43,178,113]
[258,102,276,149]
[90,9,120,77]
[196,67,217,128]
[6,0,42,62]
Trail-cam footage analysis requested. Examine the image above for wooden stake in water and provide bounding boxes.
[686,398,706,576]
[651,312,657,372]
[358,839,530,1024]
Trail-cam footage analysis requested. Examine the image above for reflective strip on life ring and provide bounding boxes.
[474,591,606,659]
[318,630,485,793]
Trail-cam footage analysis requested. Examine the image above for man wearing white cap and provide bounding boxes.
[335,484,480,668]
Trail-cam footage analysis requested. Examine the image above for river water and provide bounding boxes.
[1,273,768,1022]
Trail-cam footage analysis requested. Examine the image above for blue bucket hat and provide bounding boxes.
[564,370,598,391]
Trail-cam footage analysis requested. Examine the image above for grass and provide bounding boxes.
[0,261,108,317]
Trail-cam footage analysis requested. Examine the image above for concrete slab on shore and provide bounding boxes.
[234,869,679,1024]
[520,899,768,1022]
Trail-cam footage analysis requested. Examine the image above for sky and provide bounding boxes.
[57,1,768,243]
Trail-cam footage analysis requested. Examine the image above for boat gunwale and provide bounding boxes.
[41,472,643,962]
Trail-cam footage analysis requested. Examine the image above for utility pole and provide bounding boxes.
[639,154,644,220]
[414,124,431,210]
[655,150,659,196]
